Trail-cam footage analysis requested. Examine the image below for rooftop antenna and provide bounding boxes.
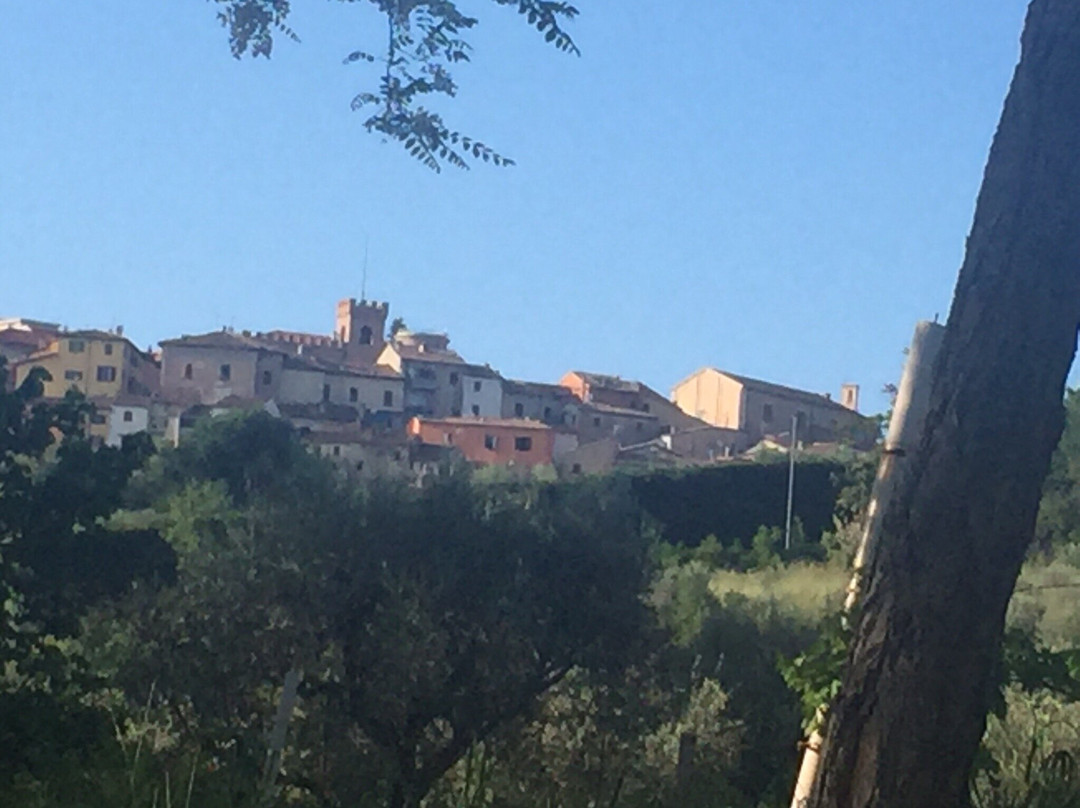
[361,238,369,302]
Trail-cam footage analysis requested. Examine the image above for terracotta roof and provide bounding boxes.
[413,416,553,431]
[578,401,658,419]
[719,371,858,414]
[503,379,575,397]
[282,353,402,380]
[0,329,49,348]
[277,401,361,423]
[570,371,642,393]
[160,330,285,352]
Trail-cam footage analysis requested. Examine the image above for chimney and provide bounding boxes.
[840,383,860,412]
[116,325,124,336]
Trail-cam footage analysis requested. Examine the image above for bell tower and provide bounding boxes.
[336,298,389,363]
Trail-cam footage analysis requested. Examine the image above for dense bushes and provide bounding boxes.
[8,382,1080,808]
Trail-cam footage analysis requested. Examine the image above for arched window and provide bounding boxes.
[359,325,373,345]
[183,363,193,380]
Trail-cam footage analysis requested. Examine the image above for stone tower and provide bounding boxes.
[840,383,860,412]
[336,298,388,365]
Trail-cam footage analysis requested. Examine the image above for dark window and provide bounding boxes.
[104,343,114,355]
[593,417,601,427]
[322,384,331,402]
[514,436,533,452]
[763,404,774,423]
[184,363,193,380]
[64,369,83,381]
[127,378,136,393]
[90,412,106,425]
[96,365,117,382]
[356,461,364,471]
[636,421,643,431]
[332,445,340,457]
[444,432,454,446]
[123,410,134,423]
[514,402,524,417]
[643,403,650,412]
[359,325,373,345]
[349,387,359,403]
[473,380,481,392]
[484,434,497,450]
[543,406,552,419]
[130,352,138,367]
[383,390,394,407]
[572,463,582,474]
[471,405,480,416]
[450,372,459,385]
[262,370,272,385]
[219,364,231,381]
[69,339,85,353]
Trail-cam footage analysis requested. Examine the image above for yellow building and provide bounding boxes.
[671,368,873,447]
[13,329,159,401]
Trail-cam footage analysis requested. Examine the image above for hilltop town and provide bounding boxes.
[0,298,877,476]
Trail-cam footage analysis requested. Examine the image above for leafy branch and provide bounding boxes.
[211,0,581,171]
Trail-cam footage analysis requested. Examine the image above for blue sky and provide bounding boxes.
[0,1,1031,413]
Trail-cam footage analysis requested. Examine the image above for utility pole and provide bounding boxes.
[784,413,798,550]
[788,320,946,808]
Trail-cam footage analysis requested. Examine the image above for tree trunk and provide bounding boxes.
[812,2,1080,806]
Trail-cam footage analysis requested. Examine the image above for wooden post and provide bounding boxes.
[789,321,945,808]
[260,667,302,806]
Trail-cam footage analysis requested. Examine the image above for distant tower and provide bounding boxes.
[336,298,389,361]
[840,383,860,412]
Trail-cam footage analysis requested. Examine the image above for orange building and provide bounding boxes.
[407,416,557,468]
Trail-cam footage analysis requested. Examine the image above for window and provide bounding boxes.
[514,436,533,452]
[514,402,524,417]
[104,343,114,355]
[572,463,582,475]
[356,461,364,471]
[262,370,272,386]
[184,363,193,380]
[763,404,774,423]
[130,352,138,367]
[90,412,106,425]
[96,365,117,382]
[64,369,83,381]
[449,372,459,385]
[543,406,552,420]
[383,390,394,407]
[359,325,373,345]
[219,364,231,381]
[349,387,359,403]
[643,403,651,412]
[443,432,454,446]
[322,384,331,402]
[636,421,643,431]
[127,378,136,393]
[69,339,85,353]
[471,405,480,416]
[332,445,341,457]
[123,410,134,423]
[593,417,601,427]
[473,380,481,392]
[484,434,497,450]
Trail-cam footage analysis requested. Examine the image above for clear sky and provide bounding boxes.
[0,1,1032,413]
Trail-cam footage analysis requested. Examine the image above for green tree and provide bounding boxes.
[110,413,652,808]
